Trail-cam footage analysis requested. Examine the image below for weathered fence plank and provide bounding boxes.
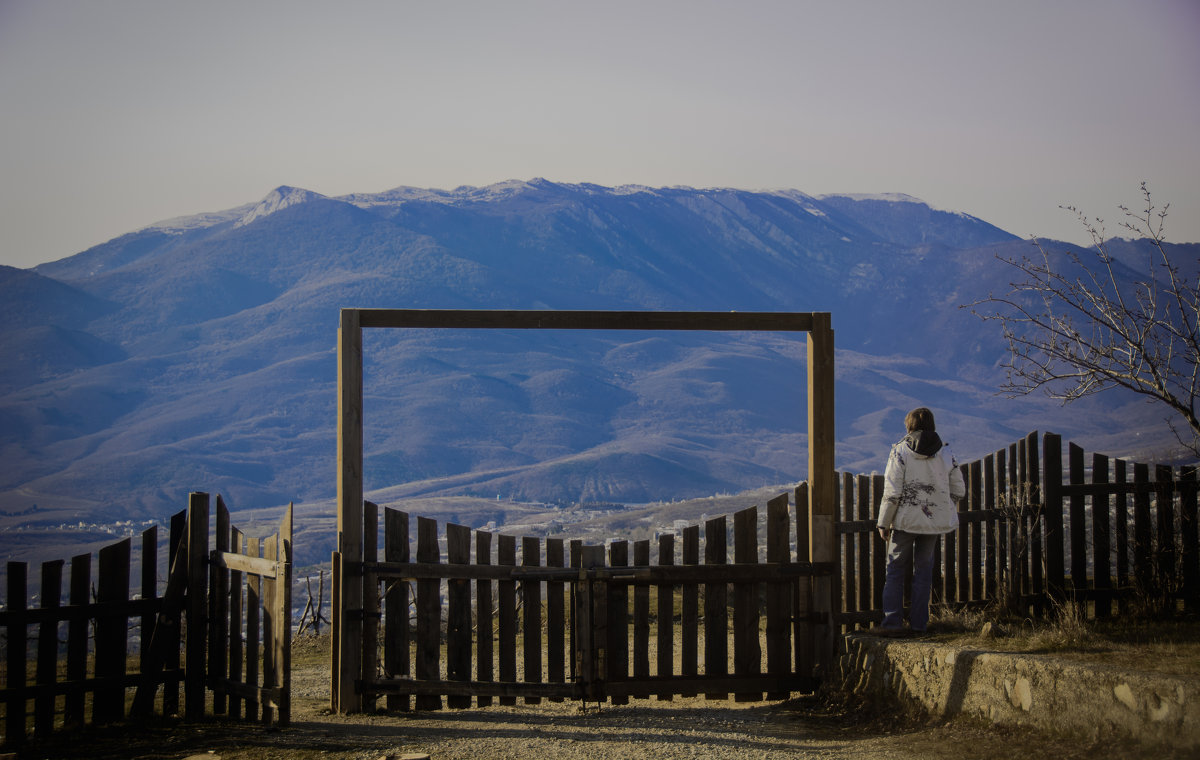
[656,532,675,700]
[384,508,411,711]
[608,539,630,706]
[498,534,517,707]
[475,529,493,708]
[703,516,727,700]
[521,535,542,705]
[415,516,441,711]
[447,523,472,708]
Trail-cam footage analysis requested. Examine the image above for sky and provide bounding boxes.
[1,0,1198,270]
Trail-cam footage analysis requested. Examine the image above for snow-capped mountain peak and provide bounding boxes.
[236,186,326,227]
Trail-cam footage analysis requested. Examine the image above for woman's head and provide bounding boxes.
[905,407,936,432]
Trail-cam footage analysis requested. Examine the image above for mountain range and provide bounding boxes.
[2,179,1193,553]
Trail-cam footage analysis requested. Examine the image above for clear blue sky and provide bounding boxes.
[2,0,1197,269]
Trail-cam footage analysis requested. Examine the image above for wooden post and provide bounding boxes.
[984,453,998,600]
[546,537,566,700]
[35,559,63,738]
[384,509,411,711]
[211,497,230,716]
[703,516,727,700]
[474,527,492,708]
[498,534,517,706]
[335,307,364,713]
[856,474,871,612]
[95,538,131,725]
[65,553,90,726]
[1093,453,1113,617]
[969,460,983,602]
[656,532,675,700]
[362,501,379,713]
[522,536,543,704]
[608,539,629,705]
[229,526,245,719]
[277,503,294,726]
[632,539,650,698]
[1157,464,1178,606]
[415,516,441,710]
[765,493,791,700]
[6,561,28,744]
[246,536,261,721]
[1042,434,1065,601]
[841,472,856,628]
[262,532,278,725]
[185,492,209,721]
[680,525,700,696]
[1181,466,1199,613]
[733,506,760,702]
[447,524,472,708]
[807,312,835,677]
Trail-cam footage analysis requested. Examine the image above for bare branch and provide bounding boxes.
[967,185,1200,458]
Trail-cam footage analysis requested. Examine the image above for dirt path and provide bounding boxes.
[22,637,1173,760]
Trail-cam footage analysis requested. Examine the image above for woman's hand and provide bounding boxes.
[877,526,892,542]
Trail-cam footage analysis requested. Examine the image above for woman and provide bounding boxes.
[875,407,965,635]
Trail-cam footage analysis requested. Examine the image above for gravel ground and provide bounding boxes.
[20,635,1170,760]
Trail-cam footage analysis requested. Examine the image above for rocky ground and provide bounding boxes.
[19,634,1180,760]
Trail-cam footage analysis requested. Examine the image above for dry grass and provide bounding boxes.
[925,603,1200,678]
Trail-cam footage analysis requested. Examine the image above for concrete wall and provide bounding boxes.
[834,633,1197,750]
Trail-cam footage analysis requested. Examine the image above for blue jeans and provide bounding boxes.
[881,530,938,631]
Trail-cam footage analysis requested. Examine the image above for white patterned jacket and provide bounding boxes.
[876,431,966,535]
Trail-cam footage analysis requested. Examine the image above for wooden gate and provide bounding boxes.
[1,491,292,748]
[336,488,832,710]
[332,309,838,712]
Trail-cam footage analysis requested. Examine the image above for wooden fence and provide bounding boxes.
[0,492,292,748]
[836,431,1200,627]
[335,490,834,711]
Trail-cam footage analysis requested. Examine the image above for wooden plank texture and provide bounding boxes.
[384,509,410,711]
[446,523,472,708]
[522,536,543,704]
[703,516,728,700]
[415,516,441,710]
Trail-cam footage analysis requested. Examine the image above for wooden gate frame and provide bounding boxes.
[332,309,836,713]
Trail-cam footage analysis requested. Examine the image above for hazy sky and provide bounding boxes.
[2,0,1198,269]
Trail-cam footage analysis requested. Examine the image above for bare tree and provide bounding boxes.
[969,183,1200,457]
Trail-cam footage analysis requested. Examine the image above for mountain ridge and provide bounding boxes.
[2,181,1189,533]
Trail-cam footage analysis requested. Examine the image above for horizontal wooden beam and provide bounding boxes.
[211,550,280,578]
[366,677,578,699]
[603,673,818,699]
[362,560,835,583]
[353,308,819,332]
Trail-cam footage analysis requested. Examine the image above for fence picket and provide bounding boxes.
[475,529,494,707]
[546,537,566,700]
[94,538,131,725]
[521,535,543,705]
[680,525,700,696]
[6,562,27,744]
[498,534,517,706]
[703,516,727,700]
[447,524,472,708]
[733,506,760,702]
[415,517,441,710]
[1183,467,1199,613]
[384,508,411,711]
[766,493,791,699]
[1093,453,1113,617]
[656,532,675,700]
[632,539,650,698]
[34,559,63,738]
[608,540,629,706]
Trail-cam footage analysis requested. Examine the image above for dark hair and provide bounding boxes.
[905,407,936,432]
